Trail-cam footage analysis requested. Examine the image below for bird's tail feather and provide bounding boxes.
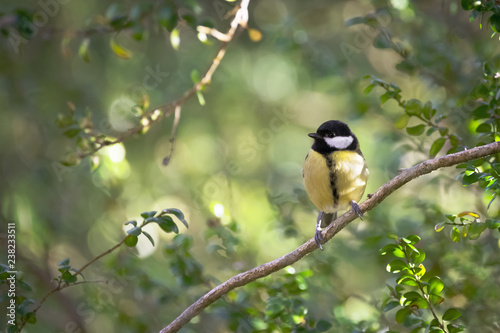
[320,212,337,228]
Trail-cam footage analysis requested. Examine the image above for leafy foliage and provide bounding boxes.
[381,235,465,333]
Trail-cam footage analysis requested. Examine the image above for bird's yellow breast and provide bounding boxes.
[303,149,369,213]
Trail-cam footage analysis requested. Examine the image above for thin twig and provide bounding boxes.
[163,105,181,166]
[159,141,500,333]
[76,0,250,160]
[17,236,129,332]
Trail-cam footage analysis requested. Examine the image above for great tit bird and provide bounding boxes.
[303,120,369,249]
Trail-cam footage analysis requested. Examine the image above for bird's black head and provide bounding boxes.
[308,120,358,154]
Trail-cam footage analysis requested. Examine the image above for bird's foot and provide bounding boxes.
[314,228,324,251]
[350,200,363,220]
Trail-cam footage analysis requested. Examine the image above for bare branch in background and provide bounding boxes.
[163,105,181,166]
[76,0,251,160]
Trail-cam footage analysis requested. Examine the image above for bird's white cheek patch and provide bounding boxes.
[324,136,353,149]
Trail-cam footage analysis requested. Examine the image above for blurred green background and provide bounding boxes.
[1,0,499,332]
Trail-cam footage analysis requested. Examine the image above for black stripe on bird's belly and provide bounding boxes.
[325,154,339,206]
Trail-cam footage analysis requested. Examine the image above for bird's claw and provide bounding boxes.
[350,200,363,220]
[314,229,324,251]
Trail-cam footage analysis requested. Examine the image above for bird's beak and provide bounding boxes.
[308,133,321,139]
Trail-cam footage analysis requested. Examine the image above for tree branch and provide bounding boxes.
[76,0,251,159]
[159,141,500,333]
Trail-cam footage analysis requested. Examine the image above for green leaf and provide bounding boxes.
[196,90,206,106]
[380,244,405,258]
[428,277,444,295]
[58,258,70,266]
[396,59,416,74]
[429,294,445,306]
[485,219,500,229]
[461,224,470,238]
[397,276,418,287]
[125,220,137,227]
[489,14,500,33]
[476,122,492,133]
[170,28,180,50]
[63,128,81,138]
[141,211,157,218]
[406,234,421,244]
[403,291,423,302]
[430,138,446,157]
[473,105,490,119]
[449,134,460,147]
[132,25,144,41]
[380,91,392,104]
[468,223,487,240]
[450,226,461,242]
[25,311,37,324]
[158,216,179,234]
[387,233,399,240]
[363,83,375,95]
[142,231,155,246]
[383,301,400,312]
[159,5,178,32]
[127,226,142,236]
[110,38,132,60]
[191,69,201,83]
[62,270,77,283]
[412,249,426,264]
[395,308,411,323]
[316,320,333,332]
[395,114,410,129]
[164,208,189,228]
[422,101,434,119]
[386,259,408,273]
[442,308,462,321]
[461,0,474,10]
[125,235,138,247]
[145,217,159,223]
[79,38,91,63]
[435,222,446,232]
[445,215,457,222]
[345,16,367,27]
[406,99,422,116]
[447,323,465,333]
[406,124,426,136]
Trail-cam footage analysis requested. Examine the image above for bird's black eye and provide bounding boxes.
[326,133,334,138]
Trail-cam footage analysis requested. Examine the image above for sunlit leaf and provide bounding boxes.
[435,222,446,232]
[428,276,444,295]
[450,226,461,242]
[170,28,180,50]
[395,114,410,129]
[457,211,479,218]
[110,38,132,60]
[248,28,262,42]
[79,38,91,63]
